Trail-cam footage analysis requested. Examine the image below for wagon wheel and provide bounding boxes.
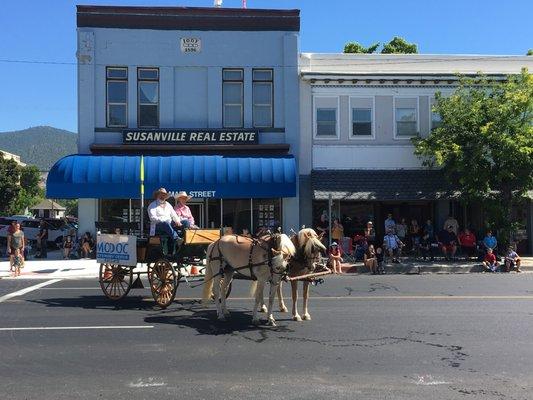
[147,259,178,308]
[99,263,133,301]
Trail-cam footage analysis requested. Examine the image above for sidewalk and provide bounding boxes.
[341,256,533,274]
[0,250,99,280]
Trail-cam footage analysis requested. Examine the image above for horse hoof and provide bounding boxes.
[267,319,277,327]
[259,305,268,313]
[279,306,288,313]
[293,315,302,322]
[303,314,312,321]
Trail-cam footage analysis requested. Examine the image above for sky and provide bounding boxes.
[1,0,532,133]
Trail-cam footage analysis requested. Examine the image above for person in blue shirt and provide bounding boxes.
[482,230,498,254]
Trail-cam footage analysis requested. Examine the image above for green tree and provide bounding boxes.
[344,41,380,54]
[413,69,533,246]
[60,199,78,217]
[381,36,418,54]
[527,49,533,56]
[0,154,22,215]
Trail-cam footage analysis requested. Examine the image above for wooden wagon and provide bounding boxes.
[96,222,223,308]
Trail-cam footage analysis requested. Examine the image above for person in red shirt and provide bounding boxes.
[482,248,499,272]
[458,228,477,260]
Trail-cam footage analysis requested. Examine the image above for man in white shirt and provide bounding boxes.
[148,188,181,240]
[443,215,459,235]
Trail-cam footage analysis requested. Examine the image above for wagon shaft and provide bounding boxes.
[285,269,332,282]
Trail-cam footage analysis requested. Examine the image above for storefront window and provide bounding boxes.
[252,199,281,234]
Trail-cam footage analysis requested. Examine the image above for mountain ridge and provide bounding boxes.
[0,126,78,170]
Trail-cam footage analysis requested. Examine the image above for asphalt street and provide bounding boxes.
[1,273,533,400]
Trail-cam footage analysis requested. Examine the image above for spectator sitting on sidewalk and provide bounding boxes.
[504,246,522,273]
[458,228,477,260]
[364,244,379,274]
[482,248,499,272]
[375,247,384,272]
[419,232,436,261]
[438,225,458,261]
[81,232,95,259]
[383,229,403,264]
[328,242,343,274]
[482,230,498,254]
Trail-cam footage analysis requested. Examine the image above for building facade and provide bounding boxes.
[53,6,301,236]
[299,53,533,253]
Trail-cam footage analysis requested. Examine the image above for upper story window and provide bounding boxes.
[350,97,374,138]
[430,100,442,130]
[106,67,127,127]
[316,108,337,137]
[252,69,273,128]
[137,68,159,128]
[395,97,418,137]
[223,69,243,128]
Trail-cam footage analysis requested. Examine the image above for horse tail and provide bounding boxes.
[249,280,258,299]
[201,243,216,304]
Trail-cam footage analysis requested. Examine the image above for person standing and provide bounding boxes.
[7,222,24,276]
[396,218,408,244]
[331,218,344,244]
[384,213,396,234]
[36,220,48,259]
[443,214,459,235]
[174,191,199,229]
[409,219,421,252]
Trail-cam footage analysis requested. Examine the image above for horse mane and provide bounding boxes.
[264,233,296,257]
[298,228,326,257]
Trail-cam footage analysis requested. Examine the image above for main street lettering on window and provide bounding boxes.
[122,129,258,145]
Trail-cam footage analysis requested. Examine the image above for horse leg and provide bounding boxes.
[266,282,278,326]
[221,271,232,316]
[302,280,311,321]
[213,274,225,321]
[291,280,302,321]
[252,280,265,325]
[278,281,288,312]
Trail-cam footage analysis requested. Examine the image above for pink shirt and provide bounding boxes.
[174,203,195,225]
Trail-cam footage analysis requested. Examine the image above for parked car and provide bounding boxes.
[0,217,75,249]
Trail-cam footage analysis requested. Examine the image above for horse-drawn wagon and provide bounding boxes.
[96,221,223,308]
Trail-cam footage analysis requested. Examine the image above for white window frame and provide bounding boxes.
[106,66,128,128]
[349,96,375,140]
[393,96,420,140]
[252,68,274,128]
[222,68,244,129]
[137,67,159,128]
[313,96,340,140]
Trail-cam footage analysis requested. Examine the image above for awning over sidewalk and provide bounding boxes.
[47,154,296,199]
[312,169,458,201]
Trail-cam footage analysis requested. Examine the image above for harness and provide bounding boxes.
[207,235,283,283]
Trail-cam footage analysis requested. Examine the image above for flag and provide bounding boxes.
[140,155,145,196]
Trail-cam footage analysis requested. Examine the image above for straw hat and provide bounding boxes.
[153,187,169,199]
[176,191,193,201]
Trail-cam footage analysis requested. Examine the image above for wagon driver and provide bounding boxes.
[148,187,181,239]
[174,191,199,229]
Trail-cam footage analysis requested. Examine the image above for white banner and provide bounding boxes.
[96,234,137,267]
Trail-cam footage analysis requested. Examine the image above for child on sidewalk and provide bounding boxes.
[482,248,499,272]
[328,242,343,274]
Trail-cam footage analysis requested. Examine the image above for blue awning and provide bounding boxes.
[46,154,296,199]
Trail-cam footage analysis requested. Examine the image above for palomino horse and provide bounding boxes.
[202,233,295,326]
[255,228,326,321]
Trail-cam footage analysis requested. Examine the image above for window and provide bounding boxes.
[252,69,273,127]
[395,108,418,136]
[106,67,128,127]
[431,102,442,130]
[137,68,159,128]
[223,69,243,128]
[316,108,337,137]
[352,108,372,136]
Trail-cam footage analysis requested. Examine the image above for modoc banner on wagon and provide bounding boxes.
[96,234,137,267]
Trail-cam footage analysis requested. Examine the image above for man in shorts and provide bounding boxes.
[438,225,458,261]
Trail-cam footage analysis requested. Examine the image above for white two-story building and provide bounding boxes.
[298,53,533,253]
